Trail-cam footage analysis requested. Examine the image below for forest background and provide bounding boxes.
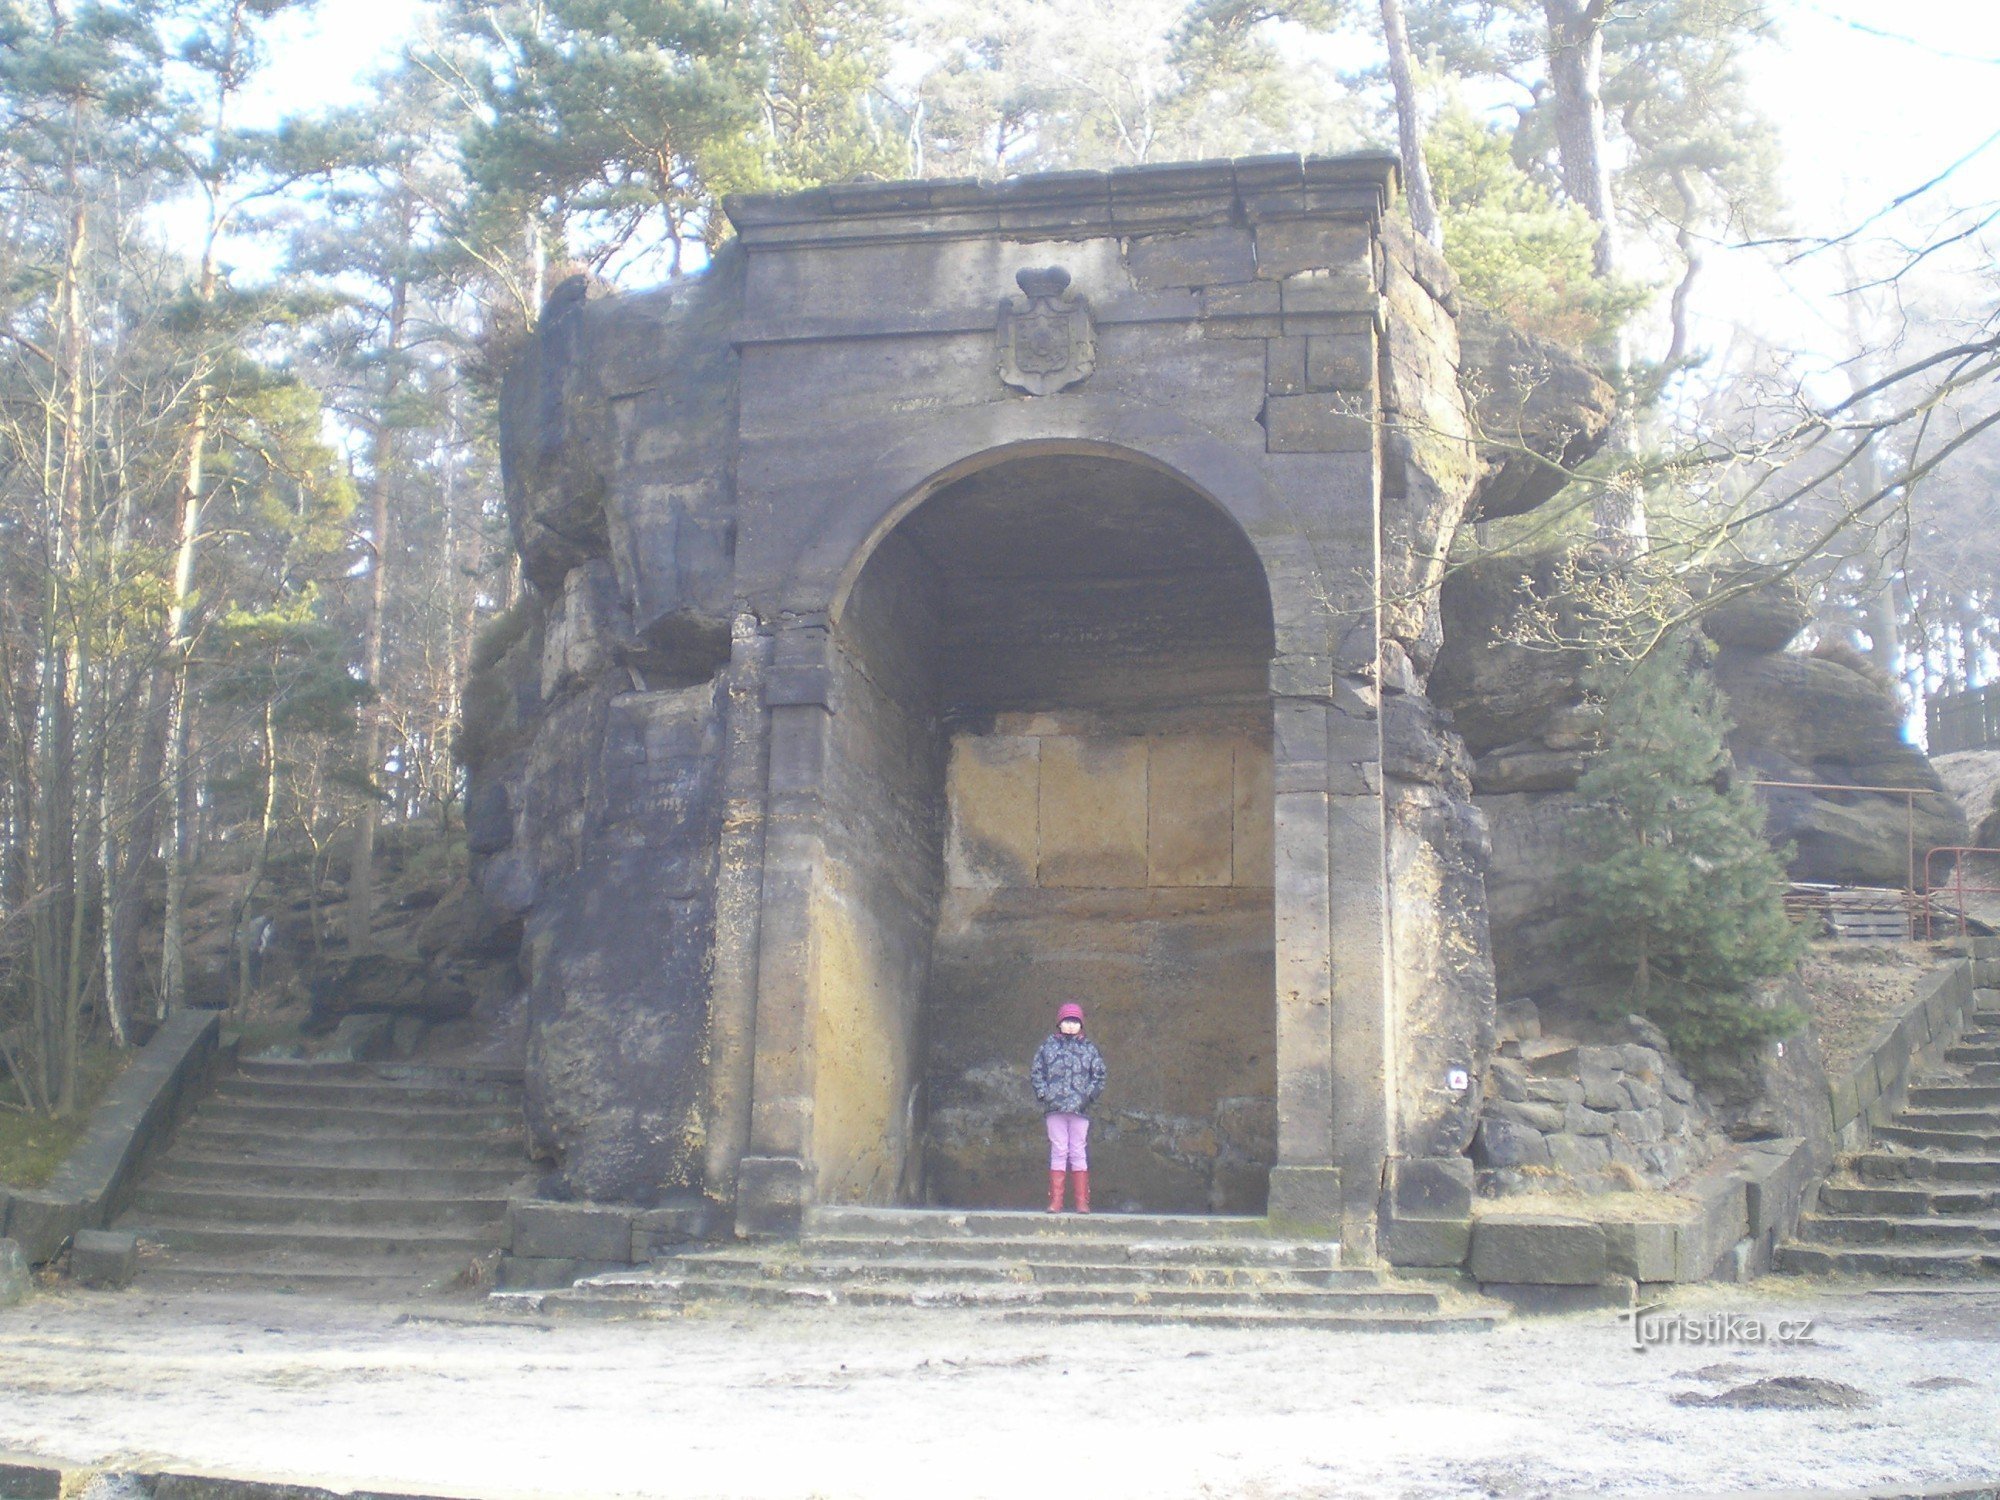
[1,0,1996,1121]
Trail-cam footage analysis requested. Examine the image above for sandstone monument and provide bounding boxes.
[468,152,1629,1263]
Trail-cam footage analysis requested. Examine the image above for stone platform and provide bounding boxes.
[505,1205,1509,1331]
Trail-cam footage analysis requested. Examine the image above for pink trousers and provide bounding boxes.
[1045,1111,1090,1170]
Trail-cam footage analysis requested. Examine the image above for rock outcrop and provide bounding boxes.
[467,258,747,1204]
[1715,645,1965,886]
[1475,1003,1722,1195]
[1455,307,1618,523]
[1431,558,1969,1012]
[1934,749,2000,850]
[465,154,1792,1247]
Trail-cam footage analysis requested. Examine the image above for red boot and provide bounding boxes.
[1047,1169,1067,1213]
[1072,1168,1090,1214]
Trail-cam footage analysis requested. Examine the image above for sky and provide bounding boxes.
[1696,2,2000,366]
[238,0,2000,312]
[215,0,1997,731]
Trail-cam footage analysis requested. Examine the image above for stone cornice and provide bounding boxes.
[723,153,1402,250]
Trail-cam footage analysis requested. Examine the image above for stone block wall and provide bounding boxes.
[945,725,1273,892]
[811,529,947,1205]
[926,722,1277,1212]
[1474,1001,1720,1196]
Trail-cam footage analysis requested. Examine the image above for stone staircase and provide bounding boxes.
[1779,987,2000,1279]
[517,1205,1507,1331]
[115,1058,532,1297]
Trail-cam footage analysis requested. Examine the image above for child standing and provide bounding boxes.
[1030,1001,1107,1213]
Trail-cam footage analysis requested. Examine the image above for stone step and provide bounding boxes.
[1798,1213,2000,1249]
[212,1075,523,1109]
[1906,1084,2000,1109]
[998,1306,1506,1333]
[130,1183,509,1229]
[124,1217,501,1260]
[155,1157,528,1195]
[191,1100,524,1136]
[549,1273,1445,1317]
[1817,1183,2000,1216]
[135,1254,469,1298]
[1775,1243,1999,1278]
[1967,1064,2000,1085]
[1944,1045,2000,1065]
[114,1058,532,1302]
[524,1281,1501,1331]
[234,1058,525,1086]
[1875,1123,2000,1152]
[666,1251,1381,1291]
[1852,1152,2000,1186]
[170,1125,526,1167]
[1896,1107,2000,1129]
[798,1233,1342,1268]
[804,1206,1305,1245]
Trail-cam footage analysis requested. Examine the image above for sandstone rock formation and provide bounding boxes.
[1431,559,1968,1019]
[464,156,1546,1250]
[471,259,743,1204]
[1934,749,2000,850]
[465,149,1929,1246]
[1455,307,1618,523]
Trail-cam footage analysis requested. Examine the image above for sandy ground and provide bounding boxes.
[1,1279,1997,1499]
[1797,944,1934,1077]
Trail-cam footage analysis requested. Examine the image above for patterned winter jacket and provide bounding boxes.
[1030,1033,1108,1116]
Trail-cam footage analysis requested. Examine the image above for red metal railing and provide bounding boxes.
[1922,846,2000,940]
[1748,780,1987,941]
[1748,779,1928,895]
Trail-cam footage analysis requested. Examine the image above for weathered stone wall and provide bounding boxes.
[469,255,749,1205]
[1374,222,1497,1179]
[927,723,1276,1212]
[1476,1002,1720,1195]
[518,681,727,1202]
[812,532,946,1203]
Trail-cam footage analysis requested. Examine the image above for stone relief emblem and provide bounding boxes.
[997,266,1095,395]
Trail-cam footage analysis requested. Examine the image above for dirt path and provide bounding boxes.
[1,1279,1996,1499]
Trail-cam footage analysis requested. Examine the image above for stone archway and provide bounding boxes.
[817,451,1279,1213]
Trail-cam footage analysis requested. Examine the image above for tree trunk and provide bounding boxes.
[1379,0,1441,248]
[234,697,278,1007]
[1837,324,1903,693]
[99,737,126,1049]
[108,670,167,1027]
[160,375,208,1016]
[48,137,92,1110]
[345,275,410,956]
[1542,0,1616,277]
[1542,0,1645,555]
[163,0,254,1017]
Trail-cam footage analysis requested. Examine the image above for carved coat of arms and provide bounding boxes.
[997,266,1095,396]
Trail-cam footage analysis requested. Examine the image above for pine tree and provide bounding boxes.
[1565,631,1807,1069]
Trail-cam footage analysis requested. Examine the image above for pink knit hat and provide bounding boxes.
[1057,1002,1086,1027]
